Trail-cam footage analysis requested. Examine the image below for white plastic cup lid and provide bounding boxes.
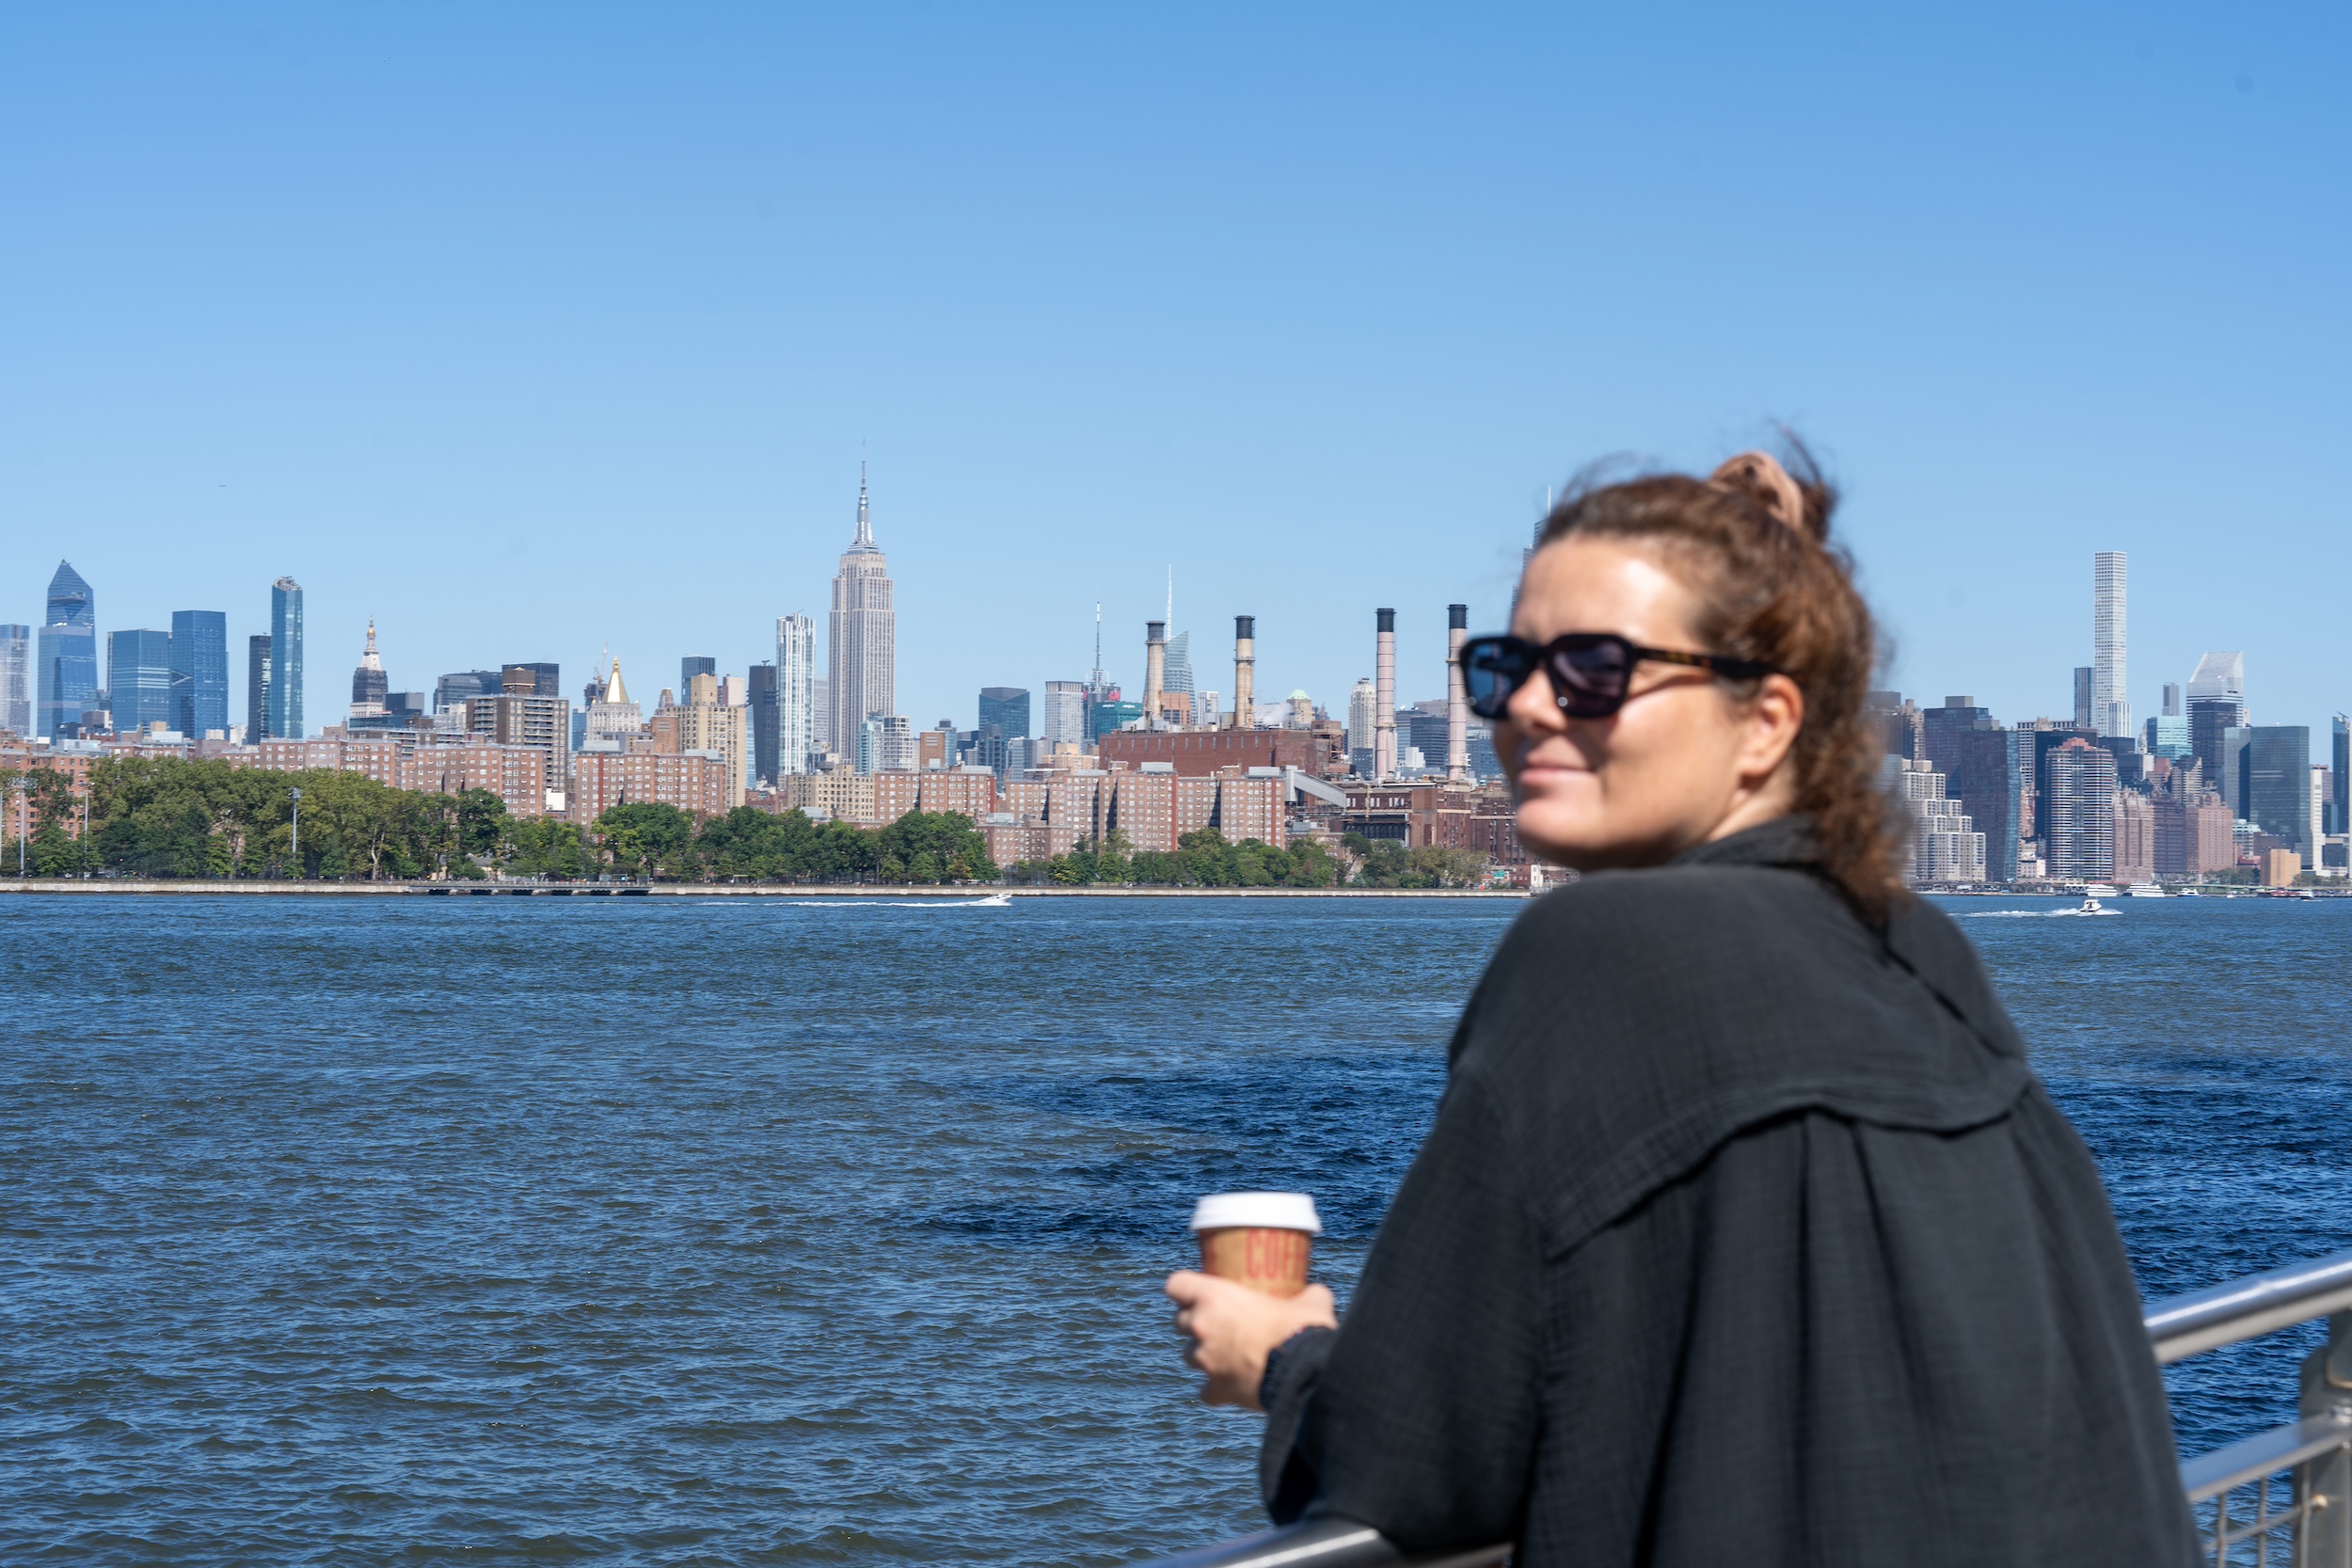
[1189,1192,1322,1235]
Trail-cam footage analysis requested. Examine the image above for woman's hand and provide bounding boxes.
[1165,1271,1338,1409]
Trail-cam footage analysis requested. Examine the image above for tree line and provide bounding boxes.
[1001,829,1493,888]
[0,757,995,884]
[0,757,1500,888]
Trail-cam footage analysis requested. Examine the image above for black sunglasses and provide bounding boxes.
[1457,632,1775,721]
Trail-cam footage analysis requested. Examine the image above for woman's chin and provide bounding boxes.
[1513,803,1602,868]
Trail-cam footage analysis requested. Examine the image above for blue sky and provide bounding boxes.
[3,3,2345,737]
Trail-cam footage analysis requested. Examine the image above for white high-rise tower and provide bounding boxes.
[776,613,817,776]
[826,464,896,758]
[2093,551,2129,739]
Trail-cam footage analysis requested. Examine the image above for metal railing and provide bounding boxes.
[1138,1247,2352,1568]
[2157,1250,2352,1565]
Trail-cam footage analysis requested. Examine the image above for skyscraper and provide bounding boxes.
[435,670,502,712]
[505,662,561,698]
[660,672,744,804]
[1347,677,1376,775]
[1162,630,1195,716]
[266,577,304,741]
[2185,651,2246,791]
[108,629,176,734]
[776,613,817,777]
[0,625,30,737]
[2333,716,2349,839]
[856,713,914,775]
[247,636,272,740]
[826,466,896,757]
[2092,551,2129,738]
[681,656,716,691]
[581,656,643,750]
[748,662,779,786]
[2220,725,2252,816]
[978,687,1030,739]
[36,561,97,741]
[349,620,389,718]
[2045,737,2119,880]
[1042,681,1086,748]
[2072,668,2093,731]
[1922,697,2023,883]
[2240,726,2313,865]
[169,610,229,737]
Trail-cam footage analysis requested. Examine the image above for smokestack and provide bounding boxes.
[1144,621,1168,730]
[1375,609,1397,780]
[1231,615,1256,730]
[1446,604,1469,784]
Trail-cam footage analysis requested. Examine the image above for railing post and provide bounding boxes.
[2298,1311,2352,1566]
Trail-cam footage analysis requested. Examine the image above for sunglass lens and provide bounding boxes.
[1549,641,1632,717]
[1461,642,1522,718]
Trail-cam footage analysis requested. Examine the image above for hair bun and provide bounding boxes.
[1709,451,1821,542]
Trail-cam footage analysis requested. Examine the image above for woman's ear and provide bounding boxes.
[1739,673,1804,787]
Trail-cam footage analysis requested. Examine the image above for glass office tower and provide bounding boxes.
[977,686,1031,740]
[266,578,304,741]
[247,636,272,740]
[36,561,98,740]
[169,610,230,737]
[2240,726,2314,865]
[0,624,29,737]
[108,629,177,734]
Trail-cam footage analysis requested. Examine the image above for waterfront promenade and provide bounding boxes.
[0,879,1529,898]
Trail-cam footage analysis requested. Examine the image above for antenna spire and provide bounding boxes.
[852,451,875,549]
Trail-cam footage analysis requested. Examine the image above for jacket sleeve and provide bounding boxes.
[1258,1064,1544,1548]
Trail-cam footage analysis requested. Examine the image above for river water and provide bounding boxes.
[4,892,2347,1564]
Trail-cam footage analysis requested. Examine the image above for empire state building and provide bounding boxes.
[826,465,896,758]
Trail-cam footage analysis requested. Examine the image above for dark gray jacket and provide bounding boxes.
[1260,817,2198,1567]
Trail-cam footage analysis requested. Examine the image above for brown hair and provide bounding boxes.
[1534,442,1904,920]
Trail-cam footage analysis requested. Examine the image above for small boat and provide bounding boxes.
[2077,895,2104,914]
[2126,883,2165,898]
[2084,883,2120,898]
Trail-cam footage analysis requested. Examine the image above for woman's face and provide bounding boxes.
[1496,536,1802,871]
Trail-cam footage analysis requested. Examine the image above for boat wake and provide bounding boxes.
[1961,908,2120,918]
[783,893,1013,910]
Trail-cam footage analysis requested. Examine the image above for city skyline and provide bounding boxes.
[6,529,2338,886]
[3,8,2346,742]
[10,517,2340,755]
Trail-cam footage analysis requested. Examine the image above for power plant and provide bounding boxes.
[1446,603,1469,783]
[1094,599,1496,799]
[1229,615,1255,731]
[1374,609,1397,780]
[1143,620,1168,729]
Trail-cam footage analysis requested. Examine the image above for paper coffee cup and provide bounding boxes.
[1190,1192,1321,1297]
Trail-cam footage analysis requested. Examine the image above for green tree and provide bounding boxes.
[1344,832,1413,887]
[875,811,998,884]
[597,801,696,878]
[456,789,509,859]
[1406,846,1487,887]
[508,817,587,879]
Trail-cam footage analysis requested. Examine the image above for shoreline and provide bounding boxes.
[0,879,1532,899]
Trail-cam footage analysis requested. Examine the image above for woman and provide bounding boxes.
[1166,451,2198,1566]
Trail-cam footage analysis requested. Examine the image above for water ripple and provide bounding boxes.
[0,893,2340,1561]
